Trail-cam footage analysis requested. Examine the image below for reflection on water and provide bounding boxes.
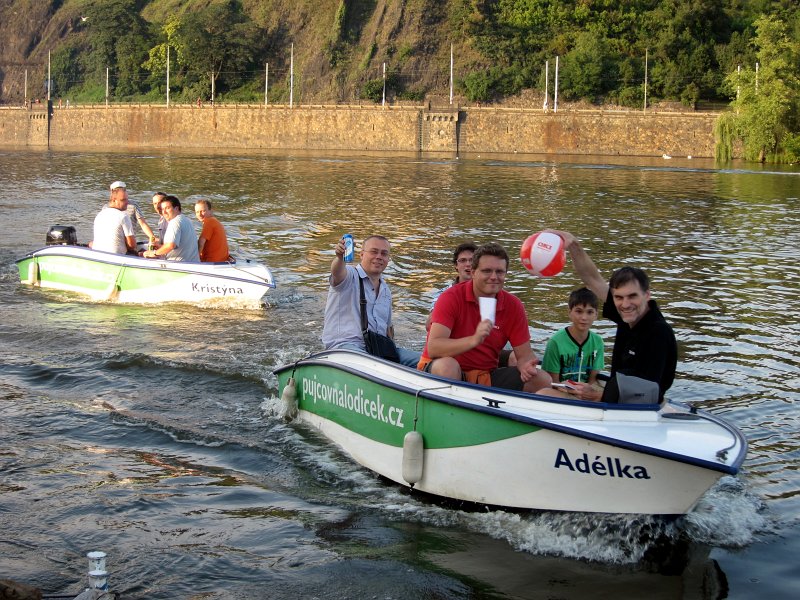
[0,149,798,598]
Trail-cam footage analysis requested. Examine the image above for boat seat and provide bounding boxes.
[615,373,660,404]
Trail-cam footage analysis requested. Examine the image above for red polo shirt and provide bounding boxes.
[422,281,530,371]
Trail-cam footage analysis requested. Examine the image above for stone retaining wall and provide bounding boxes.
[0,103,720,158]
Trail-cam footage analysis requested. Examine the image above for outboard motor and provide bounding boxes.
[46,225,78,246]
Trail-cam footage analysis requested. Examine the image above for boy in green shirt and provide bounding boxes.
[540,287,605,401]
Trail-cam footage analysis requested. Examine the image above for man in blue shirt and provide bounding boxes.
[322,235,420,367]
[143,196,199,262]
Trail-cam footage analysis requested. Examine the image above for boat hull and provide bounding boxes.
[275,351,747,515]
[16,245,275,304]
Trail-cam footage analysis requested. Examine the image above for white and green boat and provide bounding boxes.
[16,244,275,305]
[275,350,747,515]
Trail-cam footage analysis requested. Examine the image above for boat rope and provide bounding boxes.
[693,410,738,461]
[691,410,739,461]
[229,261,273,284]
[715,437,737,461]
[413,385,451,432]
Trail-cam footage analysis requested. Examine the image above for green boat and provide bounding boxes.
[17,239,275,305]
[275,349,747,515]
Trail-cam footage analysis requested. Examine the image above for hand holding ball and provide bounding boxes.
[520,232,566,277]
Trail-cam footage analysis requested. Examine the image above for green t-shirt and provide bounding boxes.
[542,327,604,382]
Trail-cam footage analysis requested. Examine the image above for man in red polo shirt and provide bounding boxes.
[417,242,552,392]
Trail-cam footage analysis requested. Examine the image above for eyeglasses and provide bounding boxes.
[477,268,507,277]
[456,258,472,264]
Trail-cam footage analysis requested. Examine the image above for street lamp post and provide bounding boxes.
[166,45,170,107]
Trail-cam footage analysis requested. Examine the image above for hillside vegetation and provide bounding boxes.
[0,0,797,160]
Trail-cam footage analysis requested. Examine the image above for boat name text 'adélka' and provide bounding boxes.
[554,449,651,479]
[302,375,405,428]
[191,282,244,295]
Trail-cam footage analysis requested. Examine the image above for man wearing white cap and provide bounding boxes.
[108,181,156,245]
[91,184,136,254]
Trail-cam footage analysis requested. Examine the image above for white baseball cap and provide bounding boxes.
[109,180,126,190]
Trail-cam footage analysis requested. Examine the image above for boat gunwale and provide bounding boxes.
[276,350,747,475]
[16,246,276,289]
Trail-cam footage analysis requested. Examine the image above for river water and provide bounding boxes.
[0,149,798,599]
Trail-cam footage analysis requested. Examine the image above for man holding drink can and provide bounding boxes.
[321,234,421,367]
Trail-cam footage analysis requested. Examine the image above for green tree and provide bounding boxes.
[644,0,732,102]
[169,0,263,98]
[717,15,800,161]
[50,44,81,98]
[81,0,151,97]
[559,29,616,101]
[142,16,180,93]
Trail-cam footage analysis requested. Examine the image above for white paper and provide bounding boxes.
[478,297,497,324]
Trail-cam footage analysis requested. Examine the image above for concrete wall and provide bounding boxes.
[0,104,49,146]
[0,103,720,158]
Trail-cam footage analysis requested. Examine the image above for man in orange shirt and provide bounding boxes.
[194,199,231,262]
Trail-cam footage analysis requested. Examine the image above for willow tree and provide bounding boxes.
[716,15,800,162]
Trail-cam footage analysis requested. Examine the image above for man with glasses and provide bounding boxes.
[322,234,420,367]
[425,242,477,331]
[90,182,136,254]
[417,242,551,392]
[426,242,518,368]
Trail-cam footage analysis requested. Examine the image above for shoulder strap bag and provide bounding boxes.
[359,277,400,363]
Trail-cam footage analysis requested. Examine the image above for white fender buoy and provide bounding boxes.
[281,377,298,420]
[402,431,424,485]
[27,261,39,285]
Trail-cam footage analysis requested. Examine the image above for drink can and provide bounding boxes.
[343,234,354,263]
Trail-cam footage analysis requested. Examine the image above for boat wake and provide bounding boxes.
[260,396,766,567]
[446,478,765,567]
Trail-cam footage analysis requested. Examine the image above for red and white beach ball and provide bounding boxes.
[520,231,566,277]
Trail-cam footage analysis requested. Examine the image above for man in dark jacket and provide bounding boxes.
[546,230,677,403]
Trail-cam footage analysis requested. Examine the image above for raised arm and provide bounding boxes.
[132,205,155,242]
[138,218,155,242]
[330,237,348,287]
[546,230,608,300]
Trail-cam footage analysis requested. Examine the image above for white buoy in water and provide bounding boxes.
[87,551,106,572]
[281,377,298,420]
[402,431,424,485]
[86,550,109,593]
[87,570,109,591]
